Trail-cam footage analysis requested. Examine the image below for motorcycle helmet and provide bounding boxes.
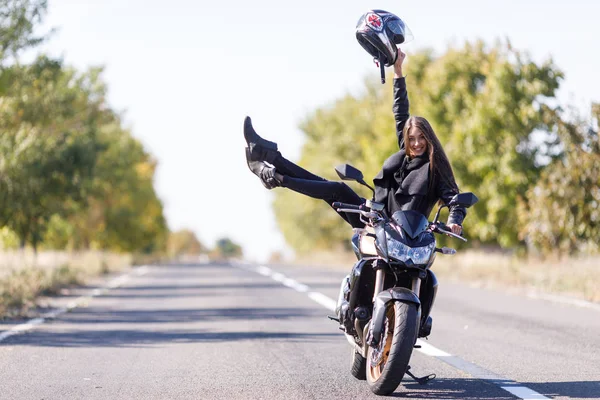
[355,10,412,83]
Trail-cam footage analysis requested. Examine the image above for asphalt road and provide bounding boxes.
[0,261,599,399]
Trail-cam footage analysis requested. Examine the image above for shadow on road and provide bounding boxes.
[393,378,514,399]
[56,306,326,324]
[5,329,340,348]
[97,282,289,298]
[524,380,600,399]
[1,303,341,348]
[393,378,600,399]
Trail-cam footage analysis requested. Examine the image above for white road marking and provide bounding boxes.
[283,278,309,293]
[107,275,130,289]
[40,308,66,319]
[66,300,79,310]
[0,318,44,342]
[134,266,149,276]
[426,352,507,381]
[271,272,286,282]
[256,266,272,277]
[307,292,337,311]
[236,262,550,400]
[501,386,550,399]
[415,339,451,357]
[0,265,150,344]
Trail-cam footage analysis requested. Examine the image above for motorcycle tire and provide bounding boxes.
[351,350,367,380]
[366,301,418,395]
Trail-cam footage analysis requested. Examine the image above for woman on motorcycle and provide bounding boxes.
[244,49,466,233]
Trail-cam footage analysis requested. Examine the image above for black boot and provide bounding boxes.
[245,148,281,190]
[244,116,280,162]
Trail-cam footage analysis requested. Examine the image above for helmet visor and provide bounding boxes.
[387,19,414,44]
[355,14,366,28]
[376,30,397,65]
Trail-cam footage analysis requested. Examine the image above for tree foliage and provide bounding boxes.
[0,1,169,254]
[0,0,48,66]
[167,229,205,258]
[0,57,102,249]
[213,237,243,258]
[413,41,562,248]
[41,118,169,253]
[517,103,600,255]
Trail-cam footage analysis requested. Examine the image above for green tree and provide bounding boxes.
[0,57,103,250]
[214,237,243,258]
[415,41,562,248]
[517,103,600,255]
[64,119,168,253]
[0,1,169,255]
[167,229,205,257]
[0,0,48,67]
[273,40,564,253]
[0,226,19,249]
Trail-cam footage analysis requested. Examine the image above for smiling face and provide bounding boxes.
[407,127,428,157]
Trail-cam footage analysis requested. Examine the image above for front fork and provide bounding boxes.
[372,268,422,323]
[411,276,422,297]
[372,268,385,301]
[372,268,421,301]
[367,266,422,347]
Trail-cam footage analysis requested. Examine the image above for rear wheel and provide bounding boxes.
[366,301,418,395]
[350,350,366,380]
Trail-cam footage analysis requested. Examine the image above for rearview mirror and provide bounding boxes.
[449,192,479,208]
[335,164,364,182]
[335,164,375,194]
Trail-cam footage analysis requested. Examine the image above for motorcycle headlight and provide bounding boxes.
[386,237,409,261]
[409,241,436,264]
[386,238,436,265]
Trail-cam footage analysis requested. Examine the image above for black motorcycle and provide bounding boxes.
[331,164,478,395]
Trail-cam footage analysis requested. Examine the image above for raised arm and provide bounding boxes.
[393,49,409,150]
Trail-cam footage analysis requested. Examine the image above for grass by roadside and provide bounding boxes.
[0,250,132,318]
[432,251,600,303]
[288,250,600,303]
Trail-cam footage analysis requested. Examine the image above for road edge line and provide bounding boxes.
[0,265,150,344]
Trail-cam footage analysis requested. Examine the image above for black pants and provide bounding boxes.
[271,154,365,228]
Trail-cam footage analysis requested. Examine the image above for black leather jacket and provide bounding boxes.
[372,78,466,226]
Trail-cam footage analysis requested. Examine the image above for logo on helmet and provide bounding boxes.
[366,13,383,31]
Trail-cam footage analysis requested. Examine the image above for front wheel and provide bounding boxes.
[366,301,418,395]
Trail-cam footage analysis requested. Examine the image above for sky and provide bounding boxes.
[37,0,600,261]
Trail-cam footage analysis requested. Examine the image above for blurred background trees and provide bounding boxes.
[167,229,205,258]
[0,0,235,260]
[0,0,172,255]
[274,40,599,257]
[213,238,243,259]
[0,0,48,66]
[517,103,600,255]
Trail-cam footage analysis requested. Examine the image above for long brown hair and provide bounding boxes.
[402,116,458,193]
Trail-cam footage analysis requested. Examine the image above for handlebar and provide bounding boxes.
[432,223,468,242]
[436,227,467,242]
[336,208,380,219]
[334,201,384,223]
[334,202,468,242]
[332,202,360,210]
